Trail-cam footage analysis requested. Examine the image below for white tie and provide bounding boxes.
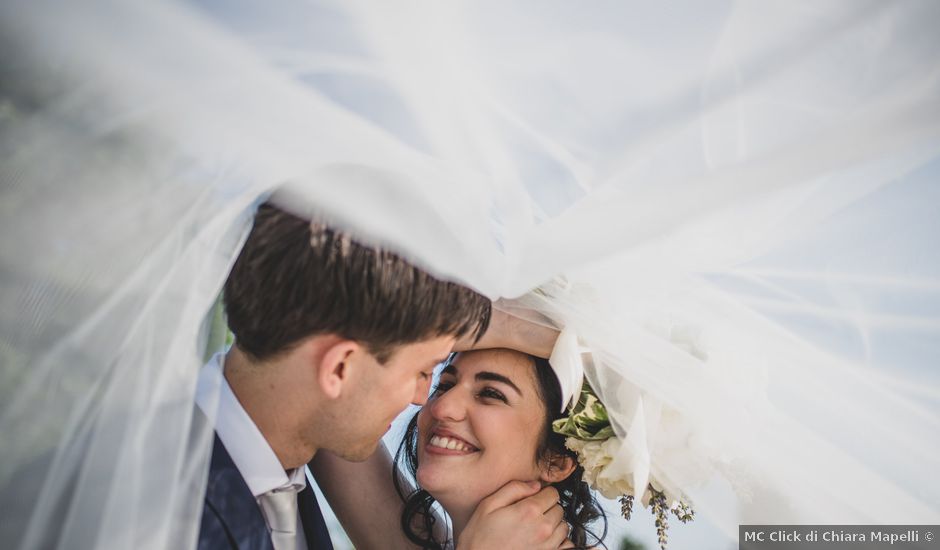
[259,487,300,550]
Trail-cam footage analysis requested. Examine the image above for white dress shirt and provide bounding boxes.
[196,352,309,550]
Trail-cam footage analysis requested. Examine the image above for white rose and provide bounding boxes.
[566,438,609,473]
[567,437,637,499]
[593,473,636,500]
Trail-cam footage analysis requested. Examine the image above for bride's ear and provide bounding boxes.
[538,452,576,484]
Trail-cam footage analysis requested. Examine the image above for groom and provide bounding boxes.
[196,202,564,550]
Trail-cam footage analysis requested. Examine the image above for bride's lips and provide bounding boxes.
[424,427,480,456]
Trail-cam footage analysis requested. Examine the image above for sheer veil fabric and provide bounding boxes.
[1,1,938,548]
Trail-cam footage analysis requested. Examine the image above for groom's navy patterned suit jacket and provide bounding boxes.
[197,435,334,550]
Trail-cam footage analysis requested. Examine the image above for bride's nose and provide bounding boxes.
[429,384,468,422]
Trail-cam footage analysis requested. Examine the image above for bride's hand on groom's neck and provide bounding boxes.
[457,480,570,550]
[453,306,559,359]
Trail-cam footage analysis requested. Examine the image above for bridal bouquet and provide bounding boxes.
[552,382,694,550]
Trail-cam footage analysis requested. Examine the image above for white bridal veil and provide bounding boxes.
[1,0,938,548]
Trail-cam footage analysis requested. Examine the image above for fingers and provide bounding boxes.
[530,485,561,514]
[476,480,541,513]
[453,306,508,351]
[454,306,560,357]
[549,518,570,549]
[544,503,566,548]
[543,502,564,527]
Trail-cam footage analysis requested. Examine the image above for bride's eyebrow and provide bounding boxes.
[476,372,522,396]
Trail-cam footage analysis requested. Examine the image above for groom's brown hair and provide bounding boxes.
[223,202,490,362]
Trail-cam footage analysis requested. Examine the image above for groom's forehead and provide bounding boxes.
[397,335,455,361]
[386,341,451,371]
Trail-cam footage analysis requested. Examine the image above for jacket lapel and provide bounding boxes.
[204,435,275,550]
[298,483,334,550]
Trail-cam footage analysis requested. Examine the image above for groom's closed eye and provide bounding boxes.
[419,356,448,380]
[430,380,454,396]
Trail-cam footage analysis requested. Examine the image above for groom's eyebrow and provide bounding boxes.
[476,372,522,396]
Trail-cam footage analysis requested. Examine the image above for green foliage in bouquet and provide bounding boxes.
[551,381,615,441]
[551,379,696,550]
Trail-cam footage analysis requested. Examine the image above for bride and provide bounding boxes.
[394,349,606,549]
[2,1,938,549]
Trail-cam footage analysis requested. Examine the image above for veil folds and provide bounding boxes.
[1,0,938,547]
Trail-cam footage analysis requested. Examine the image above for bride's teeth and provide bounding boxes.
[429,435,473,451]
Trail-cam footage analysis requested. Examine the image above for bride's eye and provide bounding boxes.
[478,387,507,403]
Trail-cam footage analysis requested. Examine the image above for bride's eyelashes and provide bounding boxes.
[478,387,507,403]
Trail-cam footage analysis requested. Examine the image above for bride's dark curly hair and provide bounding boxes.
[393,353,607,549]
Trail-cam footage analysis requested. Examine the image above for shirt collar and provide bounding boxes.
[195,351,308,497]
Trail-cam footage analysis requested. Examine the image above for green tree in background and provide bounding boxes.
[619,534,647,550]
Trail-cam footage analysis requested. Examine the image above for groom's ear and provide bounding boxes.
[538,452,576,484]
[316,338,360,400]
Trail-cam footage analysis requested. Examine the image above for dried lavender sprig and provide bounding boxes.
[649,488,669,550]
[619,494,634,521]
[672,500,695,523]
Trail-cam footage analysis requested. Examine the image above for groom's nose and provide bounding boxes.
[411,375,432,406]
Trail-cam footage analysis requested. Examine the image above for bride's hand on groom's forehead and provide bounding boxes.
[453,307,559,359]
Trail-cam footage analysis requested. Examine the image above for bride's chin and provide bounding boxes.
[415,466,439,490]
[416,466,456,494]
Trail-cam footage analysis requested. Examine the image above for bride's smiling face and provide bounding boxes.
[415,349,550,508]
